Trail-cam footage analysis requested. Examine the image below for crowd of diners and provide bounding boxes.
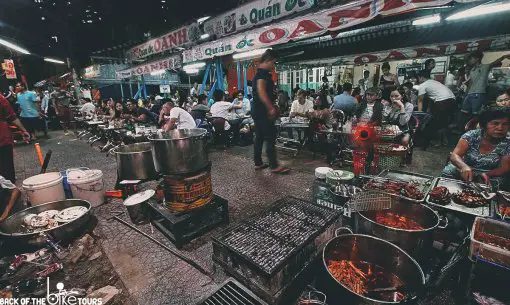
[0,51,509,193]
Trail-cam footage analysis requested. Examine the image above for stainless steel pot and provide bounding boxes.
[113,142,157,181]
[354,201,447,262]
[0,199,91,248]
[149,129,208,175]
[320,228,425,305]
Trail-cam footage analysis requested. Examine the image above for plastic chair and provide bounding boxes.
[465,118,479,131]
[412,111,433,150]
[406,114,420,164]
[208,117,232,147]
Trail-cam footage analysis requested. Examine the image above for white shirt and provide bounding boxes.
[169,107,196,129]
[232,98,251,116]
[290,99,314,115]
[418,79,455,102]
[81,89,92,99]
[210,101,233,130]
[190,86,198,97]
[80,102,96,117]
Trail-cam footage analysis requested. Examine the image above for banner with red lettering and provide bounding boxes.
[126,24,200,61]
[116,55,182,78]
[281,35,510,66]
[204,0,316,39]
[183,0,452,63]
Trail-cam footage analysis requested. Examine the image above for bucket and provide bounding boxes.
[67,169,105,207]
[22,172,65,206]
[123,190,154,224]
[61,167,89,199]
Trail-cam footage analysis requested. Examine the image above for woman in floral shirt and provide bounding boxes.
[442,108,510,189]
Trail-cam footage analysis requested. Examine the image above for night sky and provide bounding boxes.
[0,0,243,66]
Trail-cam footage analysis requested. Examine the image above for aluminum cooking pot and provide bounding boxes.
[113,142,157,181]
[354,200,448,263]
[0,199,91,249]
[319,228,425,305]
[148,128,209,175]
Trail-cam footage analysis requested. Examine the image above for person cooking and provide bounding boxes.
[0,175,21,222]
[442,108,510,188]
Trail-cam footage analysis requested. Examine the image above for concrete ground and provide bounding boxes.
[11,130,454,305]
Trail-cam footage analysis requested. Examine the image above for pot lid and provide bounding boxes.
[326,170,354,182]
[67,169,102,184]
[22,172,62,188]
[124,189,155,206]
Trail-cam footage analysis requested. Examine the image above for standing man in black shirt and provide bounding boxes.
[252,50,290,174]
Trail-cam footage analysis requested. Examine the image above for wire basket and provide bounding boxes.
[373,144,408,173]
[347,191,396,212]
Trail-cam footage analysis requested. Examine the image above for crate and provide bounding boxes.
[147,195,229,248]
[470,217,510,269]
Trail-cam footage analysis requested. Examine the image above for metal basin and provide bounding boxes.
[0,199,91,248]
[149,128,208,175]
[355,201,447,262]
[321,231,425,305]
[113,142,157,181]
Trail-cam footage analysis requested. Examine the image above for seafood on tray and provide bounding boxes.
[474,231,510,252]
[428,186,452,205]
[452,189,489,208]
[374,212,424,231]
[365,179,424,200]
[20,206,87,233]
[327,259,406,302]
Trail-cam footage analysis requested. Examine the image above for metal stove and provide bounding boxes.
[213,196,339,305]
[147,195,229,248]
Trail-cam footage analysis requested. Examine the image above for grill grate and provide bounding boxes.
[199,279,268,305]
[273,196,338,227]
[215,196,339,275]
[220,224,296,274]
[249,210,318,246]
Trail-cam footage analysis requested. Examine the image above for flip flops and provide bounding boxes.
[271,167,290,174]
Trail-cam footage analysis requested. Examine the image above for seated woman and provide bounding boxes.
[384,86,414,146]
[112,102,124,120]
[496,87,510,108]
[442,108,510,188]
[355,87,384,126]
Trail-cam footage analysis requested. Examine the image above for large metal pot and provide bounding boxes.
[0,199,91,249]
[354,201,447,262]
[149,128,208,175]
[113,142,157,181]
[320,229,425,305]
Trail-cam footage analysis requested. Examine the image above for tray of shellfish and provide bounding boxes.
[425,177,492,217]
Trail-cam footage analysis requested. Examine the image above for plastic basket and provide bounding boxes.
[373,144,407,173]
[470,217,510,269]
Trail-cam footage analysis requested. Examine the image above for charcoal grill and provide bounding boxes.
[213,196,339,304]
[197,278,268,305]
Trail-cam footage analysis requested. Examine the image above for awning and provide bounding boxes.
[182,0,480,63]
